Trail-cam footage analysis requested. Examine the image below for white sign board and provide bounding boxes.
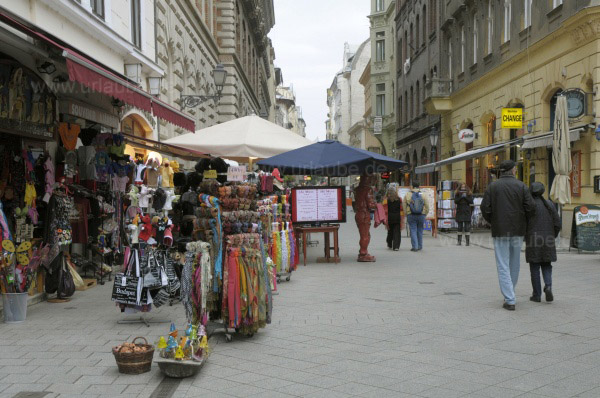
[227,166,247,182]
[458,129,475,144]
[295,188,340,222]
[374,117,383,134]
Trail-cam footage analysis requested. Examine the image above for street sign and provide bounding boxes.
[374,117,383,134]
[501,108,523,129]
[458,129,475,143]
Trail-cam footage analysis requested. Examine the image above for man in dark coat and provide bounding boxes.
[481,160,536,310]
[526,182,561,303]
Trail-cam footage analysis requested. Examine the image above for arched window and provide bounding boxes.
[473,14,478,65]
[422,5,427,44]
[415,81,420,116]
[404,90,408,123]
[429,0,437,34]
[416,15,420,48]
[423,75,427,107]
[448,37,453,79]
[410,86,414,119]
[410,23,414,57]
[399,96,403,125]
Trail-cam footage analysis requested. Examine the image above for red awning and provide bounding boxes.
[0,10,195,132]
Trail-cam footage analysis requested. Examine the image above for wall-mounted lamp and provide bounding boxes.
[180,64,228,109]
[495,154,499,163]
[148,77,162,96]
[37,61,56,75]
[125,63,142,84]
[525,150,532,160]
[475,158,480,166]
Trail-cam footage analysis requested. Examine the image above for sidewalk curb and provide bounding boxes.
[438,232,578,254]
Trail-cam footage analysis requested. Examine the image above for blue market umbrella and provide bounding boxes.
[257,140,407,177]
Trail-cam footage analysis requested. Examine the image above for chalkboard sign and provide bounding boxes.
[111,273,142,305]
[570,205,600,252]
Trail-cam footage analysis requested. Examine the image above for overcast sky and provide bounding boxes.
[270,0,371,141]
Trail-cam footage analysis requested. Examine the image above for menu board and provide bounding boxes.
[571,205,600,252]
[292,187,346,224]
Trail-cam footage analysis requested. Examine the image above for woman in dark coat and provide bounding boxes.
[454,183,474,246]
[386,188,402,251]
[526,182,561,303]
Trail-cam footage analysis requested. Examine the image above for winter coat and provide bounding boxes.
[525,182,561,263]
[454,193,474,223]
[481,174,536,237]
[387,199,402,225]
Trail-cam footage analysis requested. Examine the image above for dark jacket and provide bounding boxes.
[454,193,474,223]
[481,174,536,237]
[387,199,401,225]
[525,182,561,263]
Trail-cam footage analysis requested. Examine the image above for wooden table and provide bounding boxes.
[294,224,341,266]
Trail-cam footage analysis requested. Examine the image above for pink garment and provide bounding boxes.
[374,203,387,228]
[112,176,129,193]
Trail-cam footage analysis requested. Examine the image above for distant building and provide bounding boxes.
[326,40,371,146]
[275,84,307,137]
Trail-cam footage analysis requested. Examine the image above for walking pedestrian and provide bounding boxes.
[455,183,474,246]
[404,181,429,252]
[526,182,561,303]
[386,188,402,251]
[481,160,536,310]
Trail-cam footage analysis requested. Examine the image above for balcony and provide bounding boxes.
[424,78,453,114]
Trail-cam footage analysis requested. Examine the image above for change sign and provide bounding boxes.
[501,108,523,129]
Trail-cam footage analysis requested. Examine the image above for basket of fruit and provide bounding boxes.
[112,337,155,374]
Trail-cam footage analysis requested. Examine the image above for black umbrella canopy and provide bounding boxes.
[257,140,407,177]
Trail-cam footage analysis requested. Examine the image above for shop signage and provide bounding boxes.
[374,117,383,134]
[501,108,523,129]
[571,205,600,252]
[227,166,247,182]
[380,172,390,179]
[458,129,475,144]
[565,89,586,119]
[60,100,120,129]
[203,170,217,179]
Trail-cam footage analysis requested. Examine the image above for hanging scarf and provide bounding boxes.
[182,250,195,323]
[259,228,273,324]
[281,230,289,273]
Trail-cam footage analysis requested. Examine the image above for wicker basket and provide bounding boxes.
[112,336,155,374]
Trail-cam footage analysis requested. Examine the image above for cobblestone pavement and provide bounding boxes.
[1,220,600,397]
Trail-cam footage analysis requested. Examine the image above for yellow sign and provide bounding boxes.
[501,108,523,129]
[203,170,217,179]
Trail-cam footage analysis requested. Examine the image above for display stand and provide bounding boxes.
[117,314,171,328]
[206,320,233,343]
[294,224,340,266]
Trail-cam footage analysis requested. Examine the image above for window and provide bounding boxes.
[410,86,414,119]
[416,15,420,48]
[376,94,385,116]
[487,0,493,55]
[376,0,384,12]
[376,31,385,38]
[423,5,427,41]
[91,0,104,19]
[404,30,408,60]
[131,0,141,48]
[399,38,404,66]
[524,0,532,28]
[504,0,511,42]
[429,0,437,34]
[376,83,385,92]
[553,0,563,7]
[472,14,478,65]
[460,25,465,72]
[448,38,453,78]
[410,23,414,57]
[376,40,385,61]
[415,81,420,115]
[404,90,408,123]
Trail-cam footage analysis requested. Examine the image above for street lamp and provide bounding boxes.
[429,127,439,147]
[180,64,228,109]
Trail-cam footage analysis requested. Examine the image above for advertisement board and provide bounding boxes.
[291,186,347,224]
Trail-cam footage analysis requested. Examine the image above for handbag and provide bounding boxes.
[57,255,75,298]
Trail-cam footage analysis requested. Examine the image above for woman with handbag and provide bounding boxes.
[454,183,474,246]
[385,188,402,251]
[526,182,561,303]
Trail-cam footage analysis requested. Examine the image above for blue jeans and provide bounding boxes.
[530,262,552,298]
[407,214,425,250]
[493,237,523,305]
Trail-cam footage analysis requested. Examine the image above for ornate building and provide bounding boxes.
[155,0,277,139]
[368,0,396,156]
[275,85,306,137]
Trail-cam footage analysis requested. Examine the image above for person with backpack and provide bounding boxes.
[404,181,429,252]
[525,182,561,303]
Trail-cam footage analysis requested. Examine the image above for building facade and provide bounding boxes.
[395,0,442,186]
[275,85,306,137]
[424,0,600,235]
[156,0,277,139]
[325,40,371,146]
[368,0,396,156]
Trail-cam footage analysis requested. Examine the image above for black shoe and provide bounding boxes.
[457,235,462,246]
[503,303,515,311]
[544,287,554,302]
[410,248,418,252]
[465,236,470,246]
[393,248,399,251]
[530,296,541,302]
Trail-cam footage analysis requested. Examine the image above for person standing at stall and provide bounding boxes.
[455,183,474,246]
[404,181,429,252]
[386,188,402,251]
[525,182,561,303]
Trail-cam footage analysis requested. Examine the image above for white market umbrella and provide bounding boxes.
[163,115,313,162]
[550,96,572,205]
